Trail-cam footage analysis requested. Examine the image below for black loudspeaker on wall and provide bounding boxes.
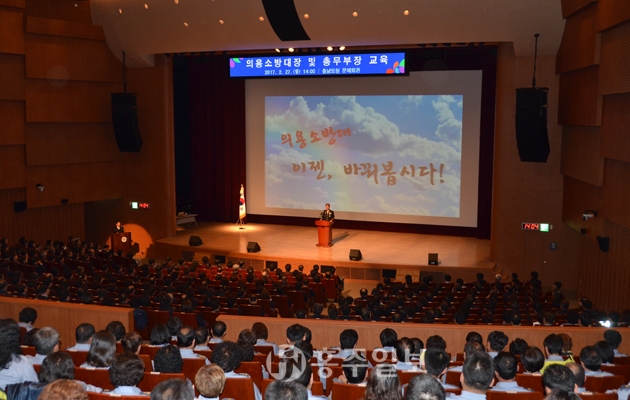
[428,253,438,265]
[189,236,203,246]
[247,242,261,253]
[111,93,143,152]
[14,201,26,212]
[515,88,550,162]
[349,249,362,261]
[596,236,610,253]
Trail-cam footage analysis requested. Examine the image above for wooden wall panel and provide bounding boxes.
[24,0,92,25]
[602,158,630,229]
[562,175,603,237]
[556,2,599,74]
[24,80,120,122]
[24,161,125,208]
[577,218,630,312]
[599,21,630,95]
[0,9,24,54]
[601,93,630,162]
[26,16,105,40]
[558,66,601,126]
[0,0,24,8]
[560,126,604,186]
[0,187,84,244]
[596,0,630,32]
[0,54,25,100]
[25,122,122,166]
[0,100,25,144]
[0,145,25,189]
[25,34,122,83]
[562,0,597,19]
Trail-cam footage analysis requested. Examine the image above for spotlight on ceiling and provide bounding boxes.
[288,48,294,52]
[339,46,345,51]
[327,46,333,51]
[275,48,281,53]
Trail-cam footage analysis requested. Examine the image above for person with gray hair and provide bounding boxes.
[149,378,194,400]
[28,327,60,365]
[406,374,446,400]
[265,379,308,400]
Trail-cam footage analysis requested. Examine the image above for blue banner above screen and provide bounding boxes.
[230,52,406,78]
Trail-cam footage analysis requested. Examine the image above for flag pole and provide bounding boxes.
[236,184,246,229]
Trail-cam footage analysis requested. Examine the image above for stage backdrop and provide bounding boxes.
[176,47,496,239]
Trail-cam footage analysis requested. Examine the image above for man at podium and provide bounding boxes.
[320,203,335,221]
[113,220,125,233]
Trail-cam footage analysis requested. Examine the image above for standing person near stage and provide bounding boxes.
[113,221,124,233]
[320,204,334,221]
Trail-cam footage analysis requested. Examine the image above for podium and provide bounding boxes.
[111,232,131,254]
[315,220,333,247]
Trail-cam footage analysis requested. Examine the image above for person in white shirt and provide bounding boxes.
[488,352,532,392]
[375,328,398,354]
[332,355,368,386]
[252,322,279,355]
[425,348,459,391]
[0,319,39,391]
[151,378,195,400]
[486,331,508,358]
[395,338,419,371]
[195,364,226,400]
[66,323,94,352]
[195,327,211,351]
[541,364,577,394]
[580,346,613,376]
[27,327,61,366]
[604,330,628,357]
[177,326,210,364]
[80,330,117,369]
[452,351,494,400]
[211,341,262,400]
[209,321,227,344]
[108,353,148,396]
[565,362,588,394]
[18,307,37,332]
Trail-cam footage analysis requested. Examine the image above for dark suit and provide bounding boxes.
[113,226,124,233]
[320,209,335,221]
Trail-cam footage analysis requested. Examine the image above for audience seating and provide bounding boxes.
[88,393,148,400]
[515,373,544,393]
[445,370,462,388]
[139,345,163,359]
[600,364,630,382]
[180,357,207,383]
[74,367,115,390]
[614,357,630,366]
[397,369,425,385]
[330,381,366,400]
[67,350,89,367]
[222,376,256,400]
[137,372,186,392]
[583,375,625,393]
[235,361,265,389]
[486,391,544,400]
[578,392,618,400]
[138,354,152,372]
[20,346,36,356]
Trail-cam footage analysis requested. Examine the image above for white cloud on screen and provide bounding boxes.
[432,95,463,150]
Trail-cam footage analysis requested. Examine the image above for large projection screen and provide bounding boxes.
[246,70,482,227]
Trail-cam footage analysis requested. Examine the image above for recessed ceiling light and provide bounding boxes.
[219,20,224,24]
[183,22,188,27]
[174,0,179,4]
[259,16,264,21]
[339,46,345,51]
[288,48,294,52]
[304,14,309,19]
[144,4,148,9]
[275,48,281,53]
[404,10,409,16]
[352,12,358,17]
[327,46,333,51]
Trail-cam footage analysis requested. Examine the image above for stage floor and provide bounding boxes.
[153,222,496,281]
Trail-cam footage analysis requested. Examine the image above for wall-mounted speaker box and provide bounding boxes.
[596,236,610,252]
[189,236,203,246]
[428,253,439,265]
[321,265,335,274]
[247,242,261,253]
[111,93,143,152]
[516,87,550,162]
[14,201,26,212]
[349,249,362,261]
[382,269,397,278]
[265,261,278,270]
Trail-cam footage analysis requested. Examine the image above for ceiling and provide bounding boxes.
[90,0,565,68]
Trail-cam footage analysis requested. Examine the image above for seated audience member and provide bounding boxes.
[107,353,147,396]
[195,327,211,350]
[509,339,529,357]
[363,363,402,400]
[541,334,568,373]
[280,324,307,356]
[424,347,459,390]
[81,331,117,369]
[166,317,183,341]
[377,328,399,353]
[28,327,61,365]
[38,379,88,400]
[153,345,184,373]
[489,352,531,392]
[545,389,581,400]
[18,307,37,332]
[23,328,39,347]
[604,330,627,357]
[542,364,576,393]
[252,322,279,355]
[395,338,418,371]
[406,373,446,400]
[195,364,226,400]
[265,379,308,400]
[579,346,613,376]
[594,340,615,365]
[279,359,326,400]
[66,323,95,352]
[522,347,545,374]
[331,329,363,360]
[558,334,575,360]
[121,331,143,355]
[0,319,39,391]
[149,324,171,347]
[564,363,587,394]
[455,351,494,400]
[211,341,262,400]
[467,332,484,345]
[209,321,227,344]
[105,321,126,342]
[448,340,486,375]
[487,331,508,357]
[150,378,195,400]
[334,355,369,385]
[177,326,209,364]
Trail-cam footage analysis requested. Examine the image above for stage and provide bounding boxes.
[152,222,496,282]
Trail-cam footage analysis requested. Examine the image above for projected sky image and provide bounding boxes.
[264,95,463,217]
